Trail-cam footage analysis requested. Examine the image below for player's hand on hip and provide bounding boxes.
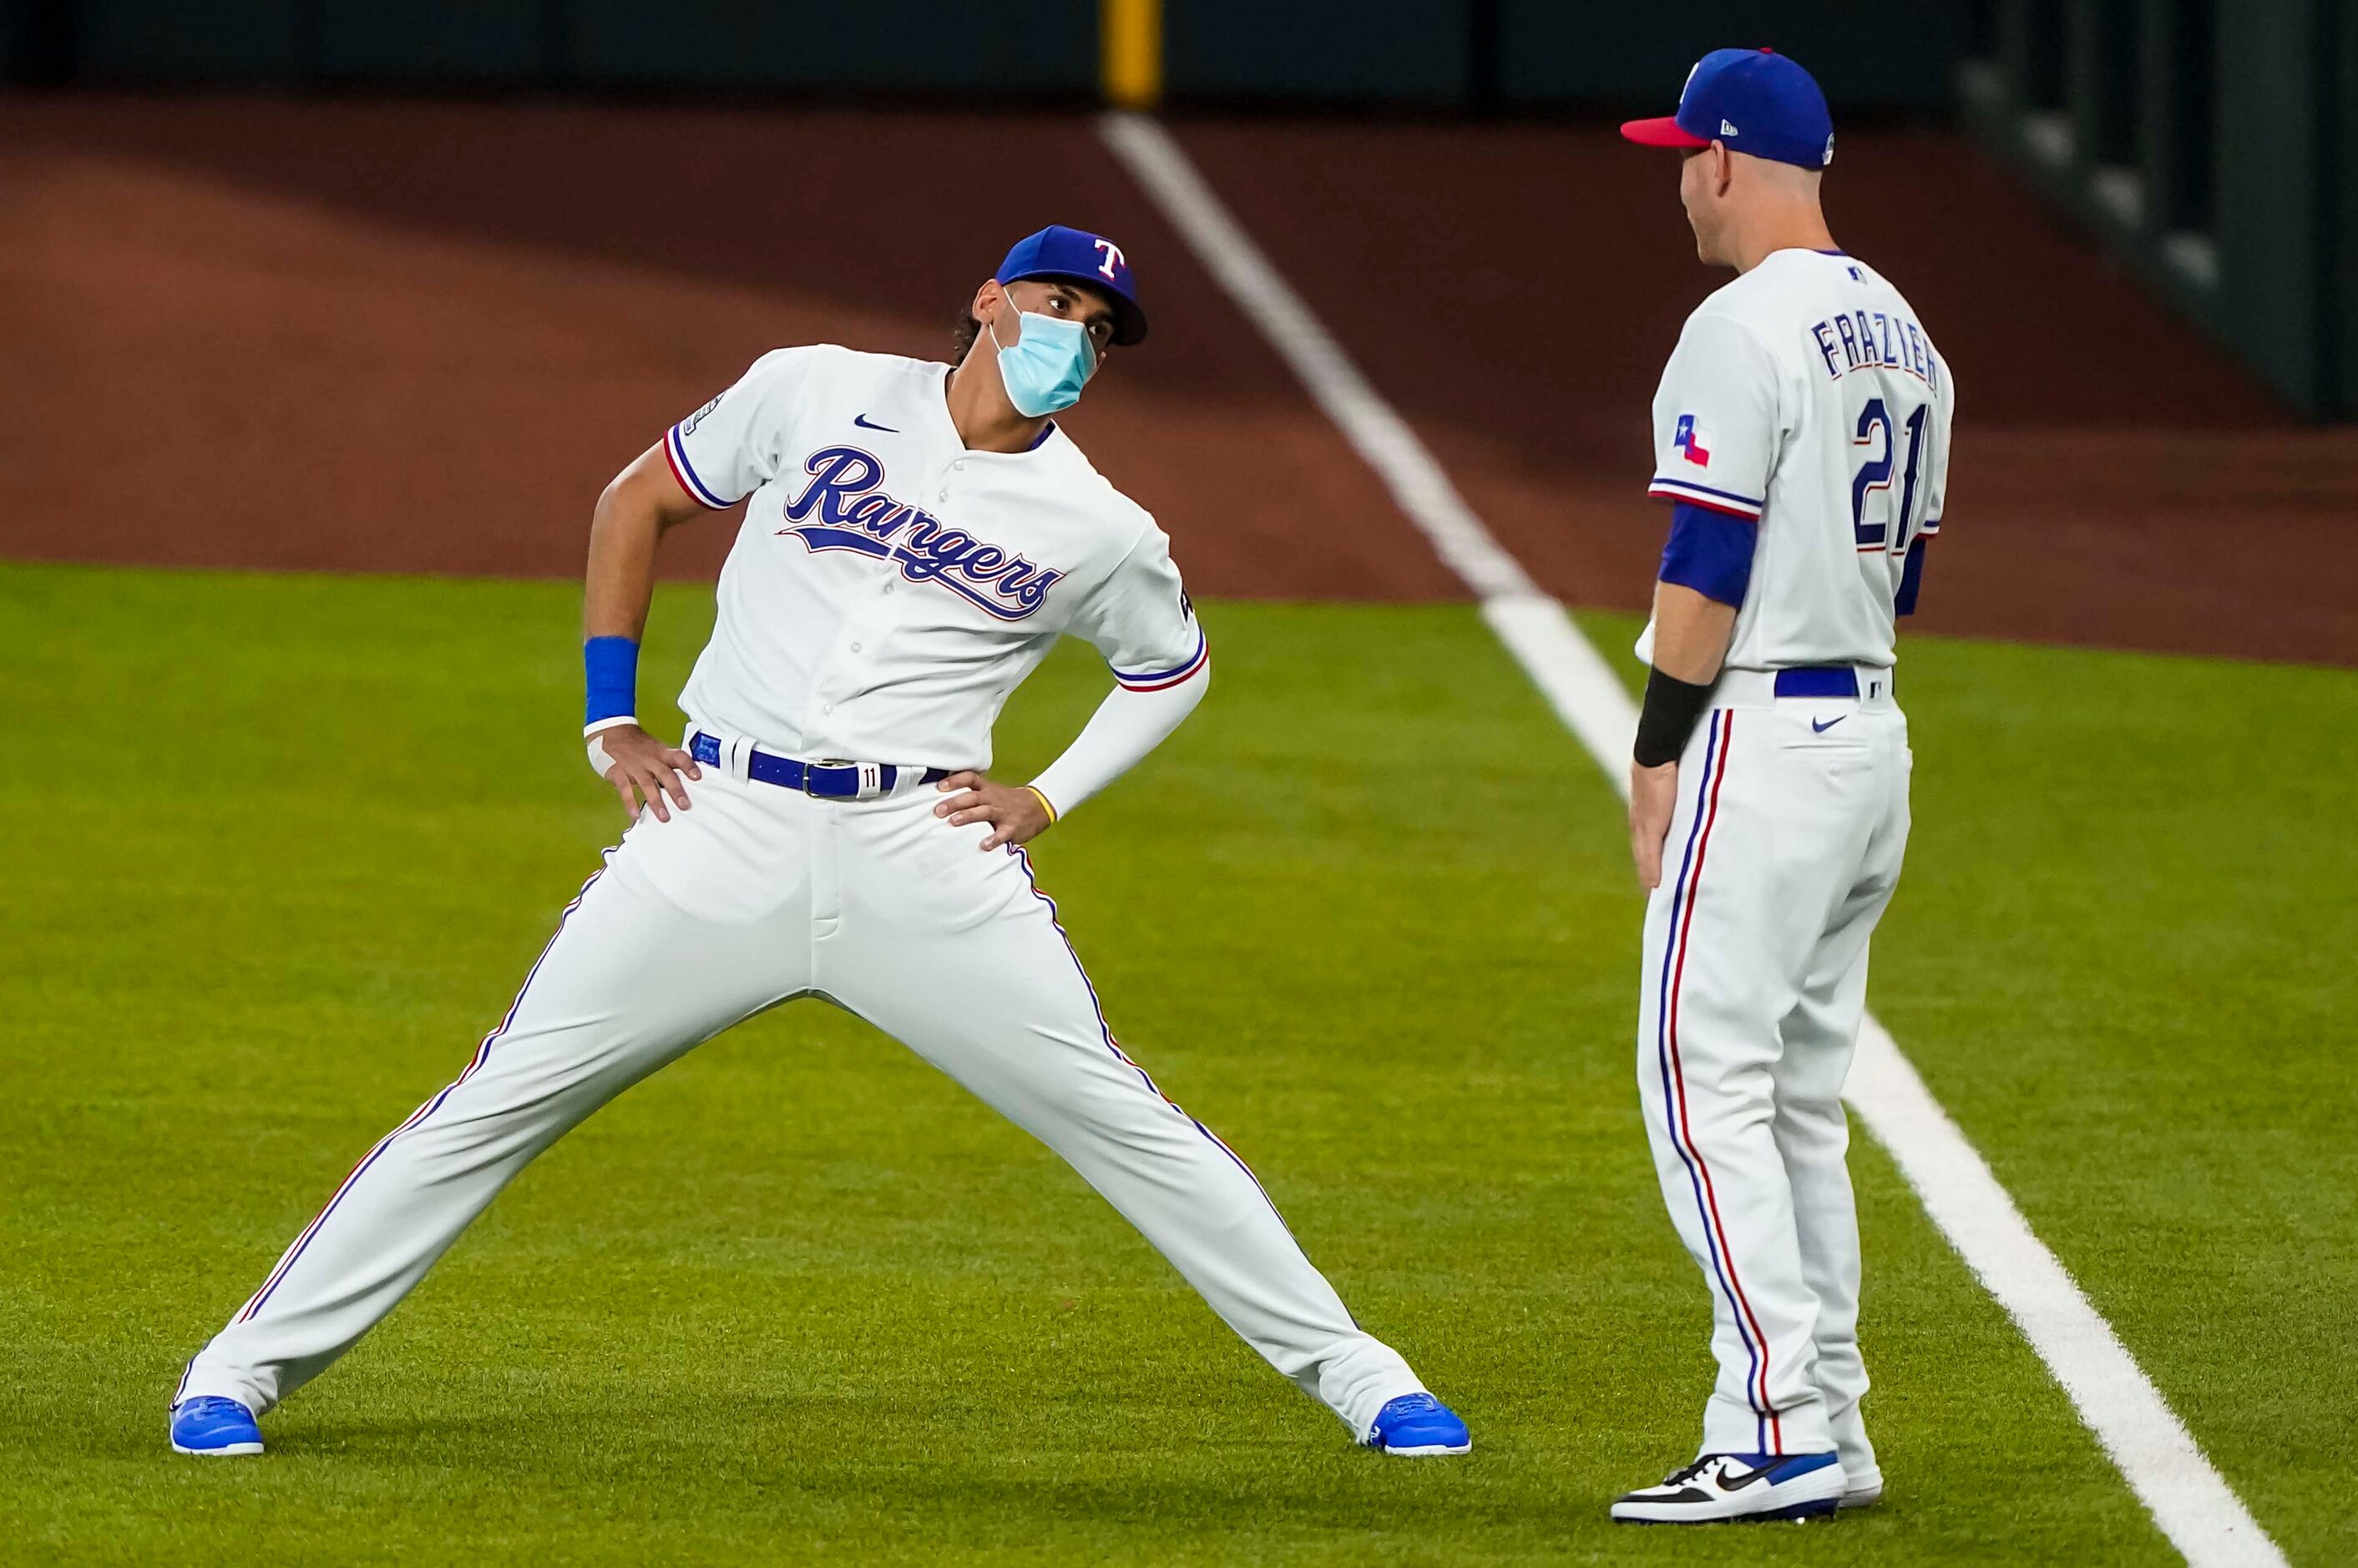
[934,771,1052,851]
[586,723,701,822]
[1628,761,1680,891]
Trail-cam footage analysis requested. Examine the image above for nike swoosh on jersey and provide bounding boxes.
[853,413,898,432]
[1812,716,1846,733]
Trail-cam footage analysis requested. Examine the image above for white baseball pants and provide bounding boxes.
[1635,673,1910,1478]
[178,736,1426,1439]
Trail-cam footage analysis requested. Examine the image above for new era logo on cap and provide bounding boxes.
[1619,48,1834,171]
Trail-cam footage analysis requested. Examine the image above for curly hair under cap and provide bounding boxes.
[949,305,984,365]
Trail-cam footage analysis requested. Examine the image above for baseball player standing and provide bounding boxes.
[1609,53,1952,1523]
[169,225,1470,1463]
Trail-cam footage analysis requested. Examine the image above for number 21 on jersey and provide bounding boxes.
[1849,396,1930,556]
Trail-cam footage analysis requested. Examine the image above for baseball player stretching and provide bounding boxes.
[1609,53,1951,1523]
[170,225,1470,1462]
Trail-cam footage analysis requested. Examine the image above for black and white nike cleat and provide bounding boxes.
[1611,1450,1846,1524]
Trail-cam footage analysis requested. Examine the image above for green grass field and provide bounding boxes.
[3,562,2350,1565]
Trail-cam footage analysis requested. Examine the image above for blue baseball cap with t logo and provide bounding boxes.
[996,225,1149,346]
[1621,48,1834,170]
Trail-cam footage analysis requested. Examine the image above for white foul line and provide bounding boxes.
[1101,109,2286,1568]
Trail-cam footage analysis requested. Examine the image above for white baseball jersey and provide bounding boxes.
[664,346,1206,769]
[1637,247,1954,673]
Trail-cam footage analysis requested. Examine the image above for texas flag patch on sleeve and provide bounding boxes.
[1673,413,1713,468]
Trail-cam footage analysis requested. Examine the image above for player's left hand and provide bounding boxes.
[1628,760,1681,890]
[934,771,1054,851]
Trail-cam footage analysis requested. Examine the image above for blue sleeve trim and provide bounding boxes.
[584,635,640,725]
[1647,476,1765,515]
[1113,628,1209,690]
[1895,537,1927,616]
[1658,502,1757,609]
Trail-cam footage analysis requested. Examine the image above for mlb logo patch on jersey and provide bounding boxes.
[1674,413,1713,468]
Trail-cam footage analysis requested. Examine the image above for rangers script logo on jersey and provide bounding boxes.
[779,445,1067,621]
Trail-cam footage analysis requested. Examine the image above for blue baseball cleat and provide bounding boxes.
[1364,1392,1471,1456]
[170,1396,263,1457]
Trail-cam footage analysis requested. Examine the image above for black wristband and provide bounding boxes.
[1633,667,1715,768]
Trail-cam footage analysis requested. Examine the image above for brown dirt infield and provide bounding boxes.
[0,95,1455,599]
[1,95,2351,665]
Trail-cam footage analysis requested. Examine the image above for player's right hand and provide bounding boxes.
[1628,759,1680,891]
[586,723,701,822]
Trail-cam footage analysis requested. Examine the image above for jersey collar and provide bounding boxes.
[932,362,1061,458]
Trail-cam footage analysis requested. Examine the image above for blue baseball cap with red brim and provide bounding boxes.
[1621,48,1834,171]
[996,225,1149,346]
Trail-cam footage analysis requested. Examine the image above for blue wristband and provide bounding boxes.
[584,636,639,726]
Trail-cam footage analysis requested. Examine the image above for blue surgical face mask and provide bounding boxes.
[989,286,1097,417]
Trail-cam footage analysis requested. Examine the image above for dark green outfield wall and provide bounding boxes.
[16,0,1101,92]
[1163,0,1473,104]
[1966,0,2358,417]
[2,0,1968,107]
[1161,0,1970,107]
[1495,2,1973,109]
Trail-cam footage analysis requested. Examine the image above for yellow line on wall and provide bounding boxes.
[1101,0,1161,109]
